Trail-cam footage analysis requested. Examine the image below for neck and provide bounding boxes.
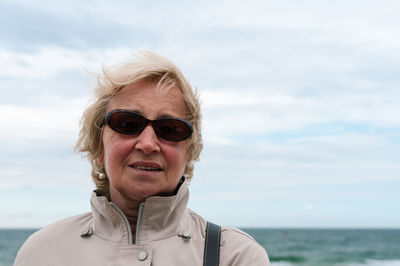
[108,177,185,240]
[110,190,142,240]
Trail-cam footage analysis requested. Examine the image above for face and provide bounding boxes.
[98,80,189,202]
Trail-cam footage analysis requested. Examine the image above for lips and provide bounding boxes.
[129,161,163,172]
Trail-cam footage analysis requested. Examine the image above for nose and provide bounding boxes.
[134,124,161,154]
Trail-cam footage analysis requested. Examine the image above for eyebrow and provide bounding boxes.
[117,108,184,120]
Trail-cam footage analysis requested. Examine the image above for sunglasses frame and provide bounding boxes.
[104,109,193,142]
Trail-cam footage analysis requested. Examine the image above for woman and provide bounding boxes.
[14,51,270,266]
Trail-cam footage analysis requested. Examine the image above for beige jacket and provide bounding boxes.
[15,180,270,266]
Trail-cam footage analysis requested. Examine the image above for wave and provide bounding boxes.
[270,255,306,263]
[343,259,400,266]
[270,259,400,266]
[272,262,296,266]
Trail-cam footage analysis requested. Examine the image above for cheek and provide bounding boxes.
[166,143,188,172]
[102,133,132,169]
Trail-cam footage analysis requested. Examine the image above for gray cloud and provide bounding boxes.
[0,1,157,52]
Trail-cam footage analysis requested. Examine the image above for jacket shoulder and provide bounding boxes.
[220,227,270,266]
[184,209,270,265]
[14,212,92,266]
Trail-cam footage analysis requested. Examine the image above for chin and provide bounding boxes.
[126,184,162,200]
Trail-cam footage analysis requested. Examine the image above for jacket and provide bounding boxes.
[14,180,270,265]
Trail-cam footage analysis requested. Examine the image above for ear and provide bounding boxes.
[96,154,104,167]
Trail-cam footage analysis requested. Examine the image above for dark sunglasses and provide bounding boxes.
[105,109,193,142]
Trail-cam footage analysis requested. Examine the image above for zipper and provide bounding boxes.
[111,202,133,244]
[135,202,144,244]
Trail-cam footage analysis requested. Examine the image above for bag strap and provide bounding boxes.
[203,221,221,266]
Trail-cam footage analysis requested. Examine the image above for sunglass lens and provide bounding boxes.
[154,119,193,142]
[108,112,146,135]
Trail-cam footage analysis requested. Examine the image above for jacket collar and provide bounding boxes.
[90,179,189,244]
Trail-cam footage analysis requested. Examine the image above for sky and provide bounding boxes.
[0,0,399,228]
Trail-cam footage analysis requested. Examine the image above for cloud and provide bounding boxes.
[196,131,400,189]
[0,1,155,52]
[1,0,399,228]
[0,48,91,79]
[304,205,314,211]
[200,88,400,145]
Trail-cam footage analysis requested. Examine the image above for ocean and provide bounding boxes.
[1,228,399,266]
[242,228,400,266]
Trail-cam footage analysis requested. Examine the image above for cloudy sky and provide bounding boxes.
[1,0,399,228]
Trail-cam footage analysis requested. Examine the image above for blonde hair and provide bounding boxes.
[75,51,202,194]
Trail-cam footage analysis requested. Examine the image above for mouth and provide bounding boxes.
[131,165,162,171]
[129,162,163,172]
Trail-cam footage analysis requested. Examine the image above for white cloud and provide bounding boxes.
[1,0,399,228]
[304,205,314,211]
[0,101,83,139]
[191,191,261,201]
[200,88,400,145]
[0,48,136,80]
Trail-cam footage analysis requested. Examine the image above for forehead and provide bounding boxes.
[107,80,188,118]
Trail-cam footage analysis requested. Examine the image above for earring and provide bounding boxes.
[99,172,105,179]
[97,168,106,180]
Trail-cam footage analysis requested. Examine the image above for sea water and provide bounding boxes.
[1,228,399,266]
[242,228,400,266]
[0,229,36,266]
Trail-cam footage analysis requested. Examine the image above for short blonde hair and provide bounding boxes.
[75,51,202,194]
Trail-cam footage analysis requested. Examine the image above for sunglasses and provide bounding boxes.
[105,109,193,142]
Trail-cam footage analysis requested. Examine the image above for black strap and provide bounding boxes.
[203,221,221,266]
